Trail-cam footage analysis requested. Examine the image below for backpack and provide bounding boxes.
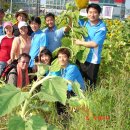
[0,60,18,81]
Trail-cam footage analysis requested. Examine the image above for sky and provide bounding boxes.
[125,0,130,9]
[41,0,130,9]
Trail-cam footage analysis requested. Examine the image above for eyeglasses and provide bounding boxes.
[20,61,29,64]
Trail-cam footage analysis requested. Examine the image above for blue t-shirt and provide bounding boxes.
[0,26,4,36]
[79,19,107,64]
[29,29,48,67]
[43,26,64,52]
[49,64,85,91]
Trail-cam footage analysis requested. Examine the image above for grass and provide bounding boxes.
[46,71,129,130]
[0,43,129,130]
[0,66,129,130]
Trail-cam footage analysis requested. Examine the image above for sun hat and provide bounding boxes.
[3,22,13,29]
[0,8,4,13]
[15,9,28,19]
[18,21,28,29]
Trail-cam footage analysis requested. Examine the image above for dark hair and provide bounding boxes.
[39,48,52,63]
[86,3,102,14]
[18,53,31,61]
[29,16,41,25]
[0,8,4,13]
[45,13,55,20]
[57,48,71,58]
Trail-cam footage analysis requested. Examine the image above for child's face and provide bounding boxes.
[41,54,51,65]
[45,16,55,28]
[4,25,13,35]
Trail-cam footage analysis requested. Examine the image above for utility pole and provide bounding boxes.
[10,0,12,14]
[36,0,40,16]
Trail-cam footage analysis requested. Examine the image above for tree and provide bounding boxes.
[0,0,10,12]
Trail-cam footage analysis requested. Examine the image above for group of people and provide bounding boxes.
[0,3,107,94]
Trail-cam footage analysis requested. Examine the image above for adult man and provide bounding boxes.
[43,13,72,52]
[75,3,107,87]
[53,48,85,115]
[57,48,85,92]
[7,53,30,88]
[0,8,5,36]
[29,16,48,69]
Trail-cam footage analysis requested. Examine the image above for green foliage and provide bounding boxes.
[55,6,89,64]
[0,85,29,116]
[68,97,89,108]
[36,63,49,77]
[38,77,68,105]
[49,58,61,72]
[1,2,130,130]
[25,115,47,130]
[0,76,81,129]
[0,0,9,11]
[8,115,50,130]
[8,116,25,130]
[71,82,85,98]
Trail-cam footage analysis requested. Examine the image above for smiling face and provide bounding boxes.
[19,26,28,35]
[40,54,51,65]
[45,16,55,29]
[30,21,40,32]
[17,13,27,22]
[18,56,30,70]
[87,7,100,24]
[58,53,69,68]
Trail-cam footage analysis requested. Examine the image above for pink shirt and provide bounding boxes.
[11,36,31,59]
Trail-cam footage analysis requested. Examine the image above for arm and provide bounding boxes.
[64,15,72,33]
[10,37,19,61]
[74,39,98,48]
[74,26,107,48]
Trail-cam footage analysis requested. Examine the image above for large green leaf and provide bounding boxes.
[36,63,49,77]
[26,115,47,130]
[8,116,25,130]
[8,115,48,130]
[0,85,29,116]
[76,48,89,63]
[73,10,80,22]
[49,58,61,72]
[38,77,68,105]
[61,37,72,47]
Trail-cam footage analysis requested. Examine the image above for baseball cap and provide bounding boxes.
[18,21,28,29]
[3,22,13,29]
[0,8,4,13]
